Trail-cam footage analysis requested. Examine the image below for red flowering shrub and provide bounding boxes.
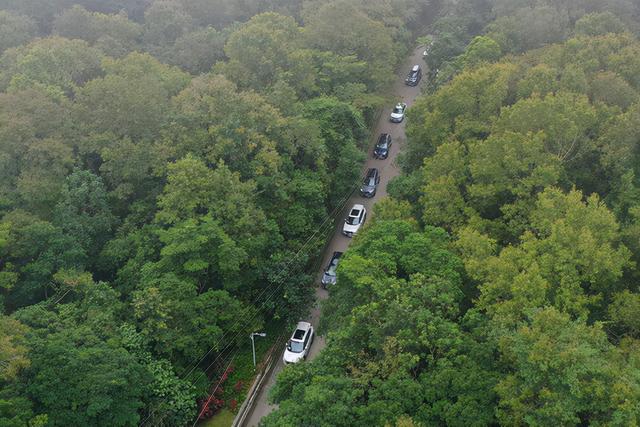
[196,364,235,420]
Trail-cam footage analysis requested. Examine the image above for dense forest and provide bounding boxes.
[0,1,435,425]
[2,0,640,426]
[265,0,640,426]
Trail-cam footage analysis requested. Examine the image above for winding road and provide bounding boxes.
[244,46,425,426]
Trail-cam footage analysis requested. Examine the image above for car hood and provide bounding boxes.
[343,222,361,233]
[390,111,403,118]
[374,146,388,153]
[283,349,304,364]
[321,273,337,285]
[361,185,375,193]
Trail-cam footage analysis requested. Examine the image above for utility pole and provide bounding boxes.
[250,332,267,369]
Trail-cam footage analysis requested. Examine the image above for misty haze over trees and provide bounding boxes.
[0,0,639,426]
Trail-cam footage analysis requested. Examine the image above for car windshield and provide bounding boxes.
[393,106,403,114]
[289,340,304,353]
[377,141,388,149]
[346,215,360,225]
[326,264,337,276]
[364,177,376,186]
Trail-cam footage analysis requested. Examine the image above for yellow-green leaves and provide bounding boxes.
[0,315,30,381]
[474,188,631,328]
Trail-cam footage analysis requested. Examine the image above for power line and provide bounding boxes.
[176,171,360,383]
[139,167,373,426]
[182,185,366,422]
[182,170,367,384]
[191,358,235,427]
[142,195,351,426]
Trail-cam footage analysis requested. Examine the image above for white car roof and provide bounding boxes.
[296,321,312,331]
[412,65,420,71]
[351,204,364,212]
[291,322,311,342]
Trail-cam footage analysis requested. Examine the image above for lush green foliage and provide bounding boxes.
[425,0,640,88]
[267,1,640,426]
[4,0,639,425]
[0,1,436,425]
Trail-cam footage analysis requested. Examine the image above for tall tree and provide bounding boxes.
[496,307,640,425]
[0,36,103,96]
[0,10,36,54]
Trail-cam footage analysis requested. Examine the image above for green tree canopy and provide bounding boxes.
[0,36,104,96]
[463,36,502,68]
[575,12,627,36]
[52,5,142,56]
[496,307,639,425]
[0,10,36,54]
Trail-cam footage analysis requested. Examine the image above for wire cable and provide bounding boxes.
[190,358,235,427]
[141,200,349,426]
[139,166,375,426]
[176,162,373,379]
[175,170,361,383]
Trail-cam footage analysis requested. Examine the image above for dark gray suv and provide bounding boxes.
[374,133,392,159]
[405,65,422,86]
[360,168,380,198]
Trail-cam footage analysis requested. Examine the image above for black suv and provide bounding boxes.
[360,168,380,198]
[374,133,392,159]
[405,65,422,86]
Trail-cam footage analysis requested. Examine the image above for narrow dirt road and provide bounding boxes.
[244,46,425,426]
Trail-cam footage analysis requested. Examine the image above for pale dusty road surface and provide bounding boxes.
[244,46,425,427]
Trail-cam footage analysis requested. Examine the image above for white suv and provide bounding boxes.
[342,204,366,237]
[283,321,314,364]
[390,102,407,123]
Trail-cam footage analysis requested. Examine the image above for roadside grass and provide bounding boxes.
[200,409,234,427]
[200,319,286,426]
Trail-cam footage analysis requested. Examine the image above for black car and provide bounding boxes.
[360,168,380,198]
[321,251,343,288]
[405,65,422,86]
[374,133,392,159]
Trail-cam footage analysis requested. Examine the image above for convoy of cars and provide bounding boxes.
[285,62,422,365]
